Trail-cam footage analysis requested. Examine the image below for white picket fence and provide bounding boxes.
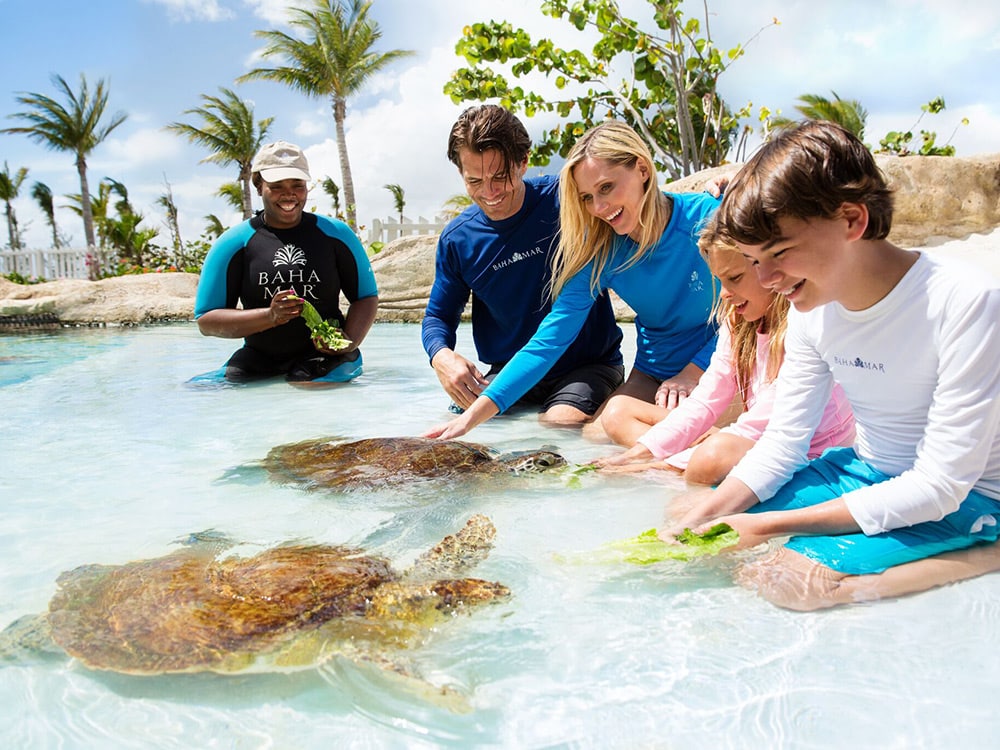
[368,216,446,245]
[0,248,91,280]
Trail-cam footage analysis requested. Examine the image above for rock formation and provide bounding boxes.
[0,273,199,326]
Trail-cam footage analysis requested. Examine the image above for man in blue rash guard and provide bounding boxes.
[421,105,624,424]
[194,141,378,387]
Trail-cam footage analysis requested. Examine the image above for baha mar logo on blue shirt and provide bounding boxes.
[492,246,544,272]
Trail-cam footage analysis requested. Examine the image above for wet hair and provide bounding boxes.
[718,119,894,246]
[698,215,789,399]
[551,121,669,299]
[446,105,532,177]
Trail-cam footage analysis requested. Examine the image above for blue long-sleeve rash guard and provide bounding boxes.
[484,191,721,413]
[421,175,623,378]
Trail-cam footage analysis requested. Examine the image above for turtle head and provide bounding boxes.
[367,578,510,624]
[431,578,511,610]
[503,450,567,474]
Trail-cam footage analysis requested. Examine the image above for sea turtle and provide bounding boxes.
[0,516,508,708]
[262,436,567,491]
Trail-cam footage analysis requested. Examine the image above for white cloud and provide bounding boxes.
[293,113,331,140]
[98,128,187,172]
[241,0,296,25]
[142,0,234,22]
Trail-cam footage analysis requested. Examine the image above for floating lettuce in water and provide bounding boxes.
[560,463,599,489]
[298,299,351,351]
[591,523,739,565]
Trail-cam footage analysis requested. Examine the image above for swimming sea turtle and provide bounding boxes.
[0,516,508,707]
[262,436,567,491]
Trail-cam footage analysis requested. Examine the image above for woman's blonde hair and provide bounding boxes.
[551,121,670,299]
[698,216,789,402]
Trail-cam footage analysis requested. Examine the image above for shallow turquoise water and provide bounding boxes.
[0,323,997,749]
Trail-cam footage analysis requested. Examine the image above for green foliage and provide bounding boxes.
[875,97,968,156]
[440,193,473,221]
[101,235,209,277]
[383,183,405,222]
[0,161,28,250]
[368,240,385,254]
[321,176,343,219]
[444,0,777,179]
[203,215,227,240]
[772,91,868,138]
[31,181,63,248]
[94,178,160,269]
[2,271,47,284]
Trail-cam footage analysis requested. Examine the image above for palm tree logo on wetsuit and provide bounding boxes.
[272,244,307,267]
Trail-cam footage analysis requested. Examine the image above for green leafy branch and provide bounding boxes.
[444,0,778,179]
[876,96,969,156]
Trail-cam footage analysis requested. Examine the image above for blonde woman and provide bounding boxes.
[425,121,721,440]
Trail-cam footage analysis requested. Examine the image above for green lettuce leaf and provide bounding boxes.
[593,523,739,565]
[559,462,599,489]
[298,299,351,351]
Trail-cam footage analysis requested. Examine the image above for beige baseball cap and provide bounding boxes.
[251,141,311,182]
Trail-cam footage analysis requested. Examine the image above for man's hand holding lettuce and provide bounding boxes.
[293,296,352,353]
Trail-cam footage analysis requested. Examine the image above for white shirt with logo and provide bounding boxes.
[730,252,1000,535]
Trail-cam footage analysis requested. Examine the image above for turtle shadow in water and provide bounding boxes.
[247,436,569,494]
[0,516,511,713]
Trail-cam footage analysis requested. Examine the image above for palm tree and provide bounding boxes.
[66,180,114,249]
[216,181,245,213]
[0,162,28,250]
[238,0,415,231]
[1,73,127,276]
[440,193,472,221]
[165,87,273,220]
[383,183,405,223]
[31,181,61,248]
[157,181,183,256]
[321,176,341,218]
[772,91,868,139]
[86,177,159,269]
[203,214,227,239]
[103,210,160,269]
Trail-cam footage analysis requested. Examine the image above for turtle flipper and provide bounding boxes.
[404,515,496,580]
[0,614,65,665]
[319,648,474,714]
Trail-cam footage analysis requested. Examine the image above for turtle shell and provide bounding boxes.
[263,436,563,490]
[47,542,395,675]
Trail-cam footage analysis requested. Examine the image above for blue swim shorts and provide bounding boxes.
[747,447,1000,575]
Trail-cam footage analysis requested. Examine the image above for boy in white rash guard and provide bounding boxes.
[664,120,1000,610]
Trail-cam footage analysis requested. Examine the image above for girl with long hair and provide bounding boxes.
[594,218,855,485]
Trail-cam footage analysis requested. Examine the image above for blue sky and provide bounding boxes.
[2,0,999,250]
